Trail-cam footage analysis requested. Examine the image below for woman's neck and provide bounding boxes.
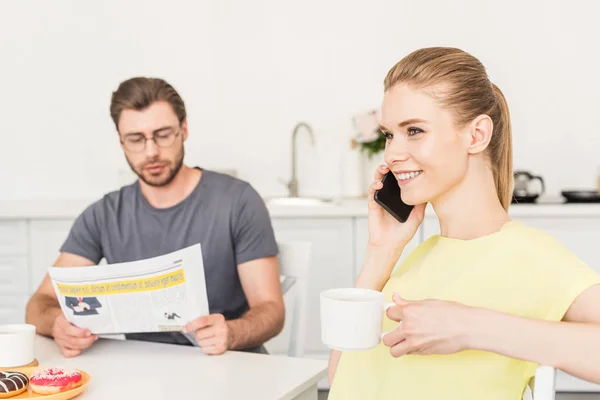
[431,162,510,240]
[139,165,201,209]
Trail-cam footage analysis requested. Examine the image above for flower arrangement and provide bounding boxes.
[350,109,386,159]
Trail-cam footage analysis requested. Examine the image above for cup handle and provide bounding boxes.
[380,302,397,340]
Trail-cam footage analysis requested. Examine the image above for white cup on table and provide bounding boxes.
[320,288,395,352]
[0,324,36,368]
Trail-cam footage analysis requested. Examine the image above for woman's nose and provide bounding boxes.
[384,137,410,164]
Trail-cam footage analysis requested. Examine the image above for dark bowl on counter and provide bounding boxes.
[561,190,600,203]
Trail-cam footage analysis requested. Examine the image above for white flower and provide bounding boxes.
[352,109,381,143]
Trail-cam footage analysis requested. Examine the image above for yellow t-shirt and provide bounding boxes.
[329,220,600,400]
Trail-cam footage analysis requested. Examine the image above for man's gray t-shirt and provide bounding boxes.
[60,168,278,350]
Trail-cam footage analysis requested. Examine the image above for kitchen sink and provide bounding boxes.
[265,197,334,206]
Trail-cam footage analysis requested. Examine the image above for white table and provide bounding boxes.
[33,336,327,399]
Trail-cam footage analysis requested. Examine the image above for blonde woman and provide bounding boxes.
[328,47,600,399]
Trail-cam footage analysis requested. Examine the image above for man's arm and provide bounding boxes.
[227,255,285,350]
[184,182,284,354]
[184,255,285,354]
[25,252,95,336]
[224,182,284,350]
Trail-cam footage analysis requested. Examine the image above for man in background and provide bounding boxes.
[26,77,285,357]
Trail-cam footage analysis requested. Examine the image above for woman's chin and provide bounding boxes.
[400,192,416,206]
[401,192,428,206]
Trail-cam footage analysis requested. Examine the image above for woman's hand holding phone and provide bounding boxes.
[353,165,427,316]
[367,165,426,252]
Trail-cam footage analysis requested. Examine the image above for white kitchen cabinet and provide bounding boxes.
[0,255,29,324]
[269,218,355,357]
[0,256,29,295]
[29,219,74,293]
[0,220,28,255]
[0,220,29,324]
[0,219,73,324]
[353,217,423,279]
[0,294,29,324]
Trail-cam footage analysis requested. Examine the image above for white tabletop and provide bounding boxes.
[33,336,327,400]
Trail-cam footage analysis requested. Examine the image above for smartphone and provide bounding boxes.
[374,171,414,223]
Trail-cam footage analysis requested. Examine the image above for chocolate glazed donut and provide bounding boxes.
[0,371,29,397]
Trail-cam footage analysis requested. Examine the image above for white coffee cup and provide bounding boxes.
[320,288,395,351]
[0,324,36,367]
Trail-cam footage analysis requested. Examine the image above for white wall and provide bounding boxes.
[1,0,599,201]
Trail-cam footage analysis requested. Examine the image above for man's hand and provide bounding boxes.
[184,314,232,355]
[51,314,98,357]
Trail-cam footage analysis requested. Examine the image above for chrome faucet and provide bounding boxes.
[283,122,315,197]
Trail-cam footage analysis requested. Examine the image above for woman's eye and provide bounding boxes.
[382,131,393,140]
[407,127,423,136]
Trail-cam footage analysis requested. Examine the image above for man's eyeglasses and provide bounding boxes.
[120,127,181,153]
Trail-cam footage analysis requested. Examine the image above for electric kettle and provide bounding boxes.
[512,170,545,203]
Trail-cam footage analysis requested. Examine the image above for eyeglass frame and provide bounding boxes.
[119,125,182,153]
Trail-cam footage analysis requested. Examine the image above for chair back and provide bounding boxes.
[523,366,556,400]
[277,241,311,358]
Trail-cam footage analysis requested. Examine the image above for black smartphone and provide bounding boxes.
[374,171,414,223]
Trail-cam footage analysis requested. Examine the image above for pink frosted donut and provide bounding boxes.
[30,367,82,394]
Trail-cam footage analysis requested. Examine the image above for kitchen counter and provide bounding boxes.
[268,199,600,218]
[1,196,600,219]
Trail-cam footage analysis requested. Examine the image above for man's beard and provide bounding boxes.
[126,146,185,187]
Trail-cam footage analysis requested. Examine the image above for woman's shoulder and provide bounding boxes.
[501,220,571,254]
[405,219,589,270]
[420,219,583,266]
[416,220,555,252]
[501,220,595,274]
[504,222,600,321]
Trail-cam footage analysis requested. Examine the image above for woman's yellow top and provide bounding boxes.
[329,221,600,399]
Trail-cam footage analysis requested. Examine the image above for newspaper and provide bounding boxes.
[48,244,208,346]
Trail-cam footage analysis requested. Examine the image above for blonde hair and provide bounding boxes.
[384,47,513,210]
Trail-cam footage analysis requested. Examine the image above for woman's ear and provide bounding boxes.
[467,114,493,155]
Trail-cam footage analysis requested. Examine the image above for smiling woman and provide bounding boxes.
[377,78,511,210]
[327,47,600,400]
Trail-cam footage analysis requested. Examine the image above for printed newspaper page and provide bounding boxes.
[48,244,208,343]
